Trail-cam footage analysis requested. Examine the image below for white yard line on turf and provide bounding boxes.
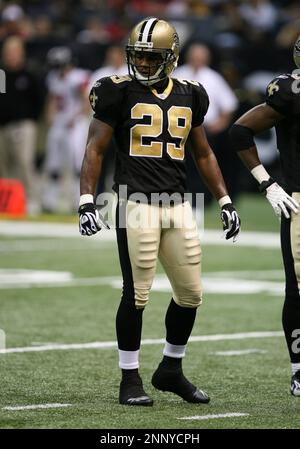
[0,239,112,252]
[211,349,267,356]
[0,331,283,354]
[178,413,249,421]
[3,403,72,411]
[0,221,280,248]
[0,271,284,295]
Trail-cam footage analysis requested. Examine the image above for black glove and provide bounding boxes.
[221,203,241,242]
[78,203,109,236]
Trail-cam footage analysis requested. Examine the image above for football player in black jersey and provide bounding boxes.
[79,18,241,406]
[230,37,300,397]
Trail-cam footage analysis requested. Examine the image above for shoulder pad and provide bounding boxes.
[265,74,296,116]
[266,74,295,98]
[192,80,209,98]
[109,74,133,86]
[190,81,209,104]
[89,76,131,126]
[173,77,208,99]
[92,74,132,92]
[89,76,123,111]
[174,78,201,87]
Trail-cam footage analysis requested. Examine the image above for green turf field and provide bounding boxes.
[0,194,299,429]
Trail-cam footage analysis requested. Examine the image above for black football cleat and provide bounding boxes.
[151,365,210,404]
[290,370,300,397]
[119,378,154,406]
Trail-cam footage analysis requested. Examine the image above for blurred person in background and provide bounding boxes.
[174,43,238,204]
[275,2,300,71]
[0,36,43,214]
[42,46,90,213]
[175,44,237,135]
[239,0,278,34]
[0,4,26,39]
[88,45,128,90]
[76,17,110,44]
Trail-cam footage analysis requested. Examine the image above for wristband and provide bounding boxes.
[218,195,232,207]
[79,194,94,207]
[258,177,275,193]
[251,164,270,183]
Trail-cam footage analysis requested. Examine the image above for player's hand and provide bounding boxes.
[259,178,299,219]
[221,203,241,242]
[78,203,109,236]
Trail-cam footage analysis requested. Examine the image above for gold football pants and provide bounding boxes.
[117,199,202,309]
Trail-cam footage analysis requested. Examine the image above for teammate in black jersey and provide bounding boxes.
[79,18,241,406]
[230,36,300,397]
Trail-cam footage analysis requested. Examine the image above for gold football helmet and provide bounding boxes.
[293,35,300,68]
[126,17,179,86]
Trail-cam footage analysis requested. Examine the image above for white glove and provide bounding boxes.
[78,203,109,236]
[259,179,299,219]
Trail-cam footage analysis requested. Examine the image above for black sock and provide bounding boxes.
[116,299,144,351]
[121,368,140,382]
[160,355,182,370]
[165,298,197,345]
[282,294,300,363]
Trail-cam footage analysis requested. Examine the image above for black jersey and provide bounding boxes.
[89,75,209,196]
[265,73,300,192]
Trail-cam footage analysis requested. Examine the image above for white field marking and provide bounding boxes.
[0,331,283,355]
[203,230,279,248]
[0,270,284,296]
[197,278,283,296]
[211,349,267,356]
[0,329,5,351]
[0,239,113,253]
[0,269,73,286]
[3,403,72,411]
[178,413,249,421]
[0,221,280,248]
[205,270,284,280]
[0,221,114,239]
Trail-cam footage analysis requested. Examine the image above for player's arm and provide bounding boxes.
[190,124,241,241]
[231,103,281,169]
[80,118,113,196]
[78,118,113,236]
[229,103,299,218]
[78,76,122,236]
[191,124,228,200]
